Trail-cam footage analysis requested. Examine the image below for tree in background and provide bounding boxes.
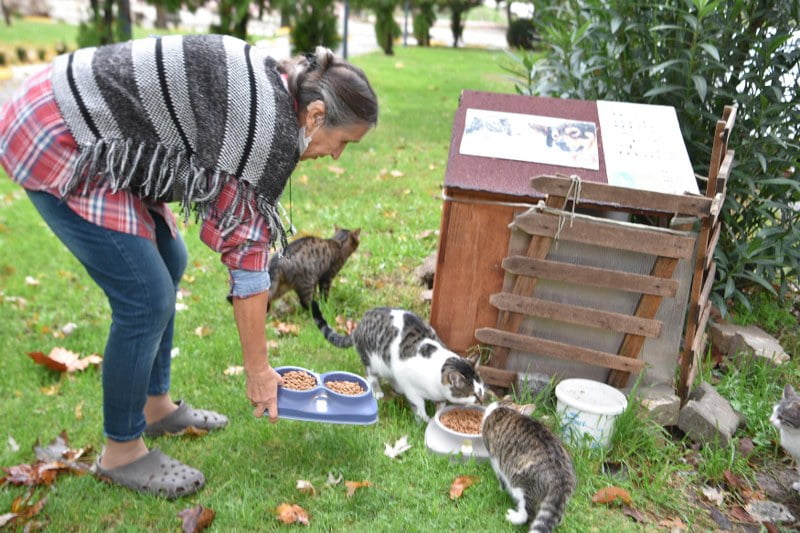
[505,0,800,313]
[437,0,482,47]
[412,0,436,46]
[211,0,251,40]
[291,0,340,54]
[350,0,401,55]
[78,0,132,46]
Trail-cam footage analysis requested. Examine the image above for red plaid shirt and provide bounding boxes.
[0,65,272,273]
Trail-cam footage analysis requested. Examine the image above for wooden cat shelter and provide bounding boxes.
[430,90,735,400]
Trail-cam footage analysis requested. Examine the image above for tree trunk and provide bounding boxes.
[155,4,167,28]
[280,5,292,27]
[450,7,463,48]
[102,0,114,44]
[117,0,132,40]
[1,0,11,26]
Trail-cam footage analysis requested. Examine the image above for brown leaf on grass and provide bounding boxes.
[415,229,438,240]
[700,486,725,506]
[658,516,686,530]
[74,401,84,421]
[327,165,345,175]
[723,470,749,493]
[296,479,316,495]
[728,505,756,524]
[335,315,357,335]
[39,384,61,396]
[193,325,212,337]
[0,431,93,486]
[345,480,371,498]
[275,503,310,525]
[174,426,208,438]
[449,476,478,500]
[2,489,47,529]
[266,339,280,350]
[223,366,245,376]
[177,504,216,533]
[621,504,647,523]
[28,347,102,373]
[591,486,632,506]
[274,322,300,336]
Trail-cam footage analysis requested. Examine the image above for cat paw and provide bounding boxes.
[505,508,528,525]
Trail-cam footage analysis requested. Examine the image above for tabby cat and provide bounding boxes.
[770,384,800,491]
[311,301,485,422]
[481,401,576,533]
[268,227,360,309]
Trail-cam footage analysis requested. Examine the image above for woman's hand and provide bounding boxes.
[246,365,283,422]
[231,289,282,422]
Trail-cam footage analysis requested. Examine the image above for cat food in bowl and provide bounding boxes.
[435,405,486,438]
[280,369,318,391]
[322,371,369,397]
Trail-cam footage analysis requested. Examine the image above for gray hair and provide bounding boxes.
[280,46,378,128]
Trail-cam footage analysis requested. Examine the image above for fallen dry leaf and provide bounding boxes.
[74,401,84,421]
[177,504,215,533]
[39,384,61,396]
[60,323,77,336]
[28,347,102,373]
[24,276,40,286]
[449,476,478,500]
[274,322,300,336]
[296,479,316,495]
[728,505,756,524]
[592,486,632,506]
[1,489,47,530]
[266,339,280,350]
[193,325,212,337]
[389,169,404,178]
[621,504,647,523]
[658,516,686,530]
[326,471,343,486]
[8,436,19,452]
[345,480,371,498]
[335,315,357,335]
[384,436,412,459]
[415,229,438,239]
[275,503,310,525]
[327,165,345,175]
[223,366,245,376]
[723,470,748,493]
[700,486,725,506]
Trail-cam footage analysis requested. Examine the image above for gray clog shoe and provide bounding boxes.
[144,400,228,437]
[94,448,204,499]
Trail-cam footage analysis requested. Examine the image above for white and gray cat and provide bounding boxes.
[482,401,576,533]
[311,301,486,422]
[770,383,800,491]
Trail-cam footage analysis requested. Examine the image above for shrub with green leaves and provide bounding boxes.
[290,0,341,55]
[412,0,436,47]
[504,0,800,314]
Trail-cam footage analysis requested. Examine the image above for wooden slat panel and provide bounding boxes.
[607,256,679,387]
[475,365,517,388]
[489,292,663,338]
[502,256,679,297]
[705,222,722,271]
[512,212,696,259]
[476,327,646,373]
[531,175,712,217]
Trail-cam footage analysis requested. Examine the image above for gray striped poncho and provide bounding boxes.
[51,34,300,249]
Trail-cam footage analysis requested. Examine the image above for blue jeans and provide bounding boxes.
[26,190,187,441]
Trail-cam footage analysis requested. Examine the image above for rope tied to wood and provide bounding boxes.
[554,174,583,246]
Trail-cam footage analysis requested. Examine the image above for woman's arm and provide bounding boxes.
[232,290,282,422]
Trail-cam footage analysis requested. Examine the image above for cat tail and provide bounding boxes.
[529,490,569,533]
[310,300,354,348]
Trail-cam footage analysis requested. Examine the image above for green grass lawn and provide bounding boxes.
[1,43,799,532]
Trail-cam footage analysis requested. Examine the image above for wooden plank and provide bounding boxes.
[489,292,663,338]
[699,262,716,314]
[512,211,697,259]
[475,365,517,388]
[476,327,646,373]
[501,256,679,297]
[691,301,712,354]
[705,222,722,271]
[531,175,712,217]
[706,120,726,197]
[607,256,679,387]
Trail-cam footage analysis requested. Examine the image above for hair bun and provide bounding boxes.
[313,46,335,70]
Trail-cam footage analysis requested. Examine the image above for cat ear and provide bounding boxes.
[447,371,466,389]
[464,352,480,366]
[786,384,797,399]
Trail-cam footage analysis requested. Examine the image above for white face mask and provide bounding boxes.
[298,123,321,156]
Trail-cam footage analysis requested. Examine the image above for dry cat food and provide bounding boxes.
[281,370,317,391]
[439,408,483,435]
[325,380,366,395]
